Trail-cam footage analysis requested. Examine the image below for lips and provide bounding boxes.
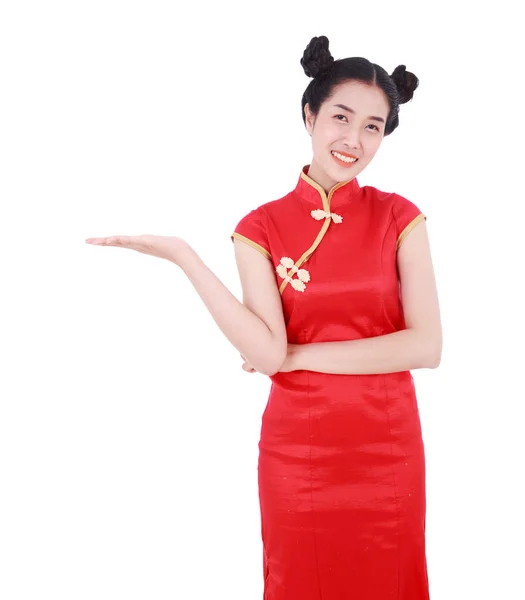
[332,150,359,159]
[331,150,359,168]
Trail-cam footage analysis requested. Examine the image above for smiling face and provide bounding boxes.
[304,80,390,193]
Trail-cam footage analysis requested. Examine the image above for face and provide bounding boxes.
[304,80,390,193]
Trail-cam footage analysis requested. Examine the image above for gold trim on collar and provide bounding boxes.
[299,169,353,212]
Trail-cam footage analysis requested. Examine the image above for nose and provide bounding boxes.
[342,125,361,150]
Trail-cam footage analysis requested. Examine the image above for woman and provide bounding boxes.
[86,35,442,600]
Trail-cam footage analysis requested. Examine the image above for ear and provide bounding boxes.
[304,104,315,135]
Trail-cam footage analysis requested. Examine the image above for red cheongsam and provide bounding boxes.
[231,164,430,600]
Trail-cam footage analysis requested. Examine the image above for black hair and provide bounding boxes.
[300,35,419,136]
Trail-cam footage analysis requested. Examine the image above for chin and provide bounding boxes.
[327,163,356,182]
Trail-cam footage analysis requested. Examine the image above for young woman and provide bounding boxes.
[86,35,441,600]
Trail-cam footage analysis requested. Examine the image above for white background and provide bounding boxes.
[1,1,523,598]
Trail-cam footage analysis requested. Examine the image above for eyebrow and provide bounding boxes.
[333,103,385,124]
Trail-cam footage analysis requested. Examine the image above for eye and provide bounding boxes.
[334,115,380,131]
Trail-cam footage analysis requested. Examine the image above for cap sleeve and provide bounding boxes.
[230,208,272,260]
[392,194,427,250]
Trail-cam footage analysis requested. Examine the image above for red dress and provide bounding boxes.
[231,165,429,600]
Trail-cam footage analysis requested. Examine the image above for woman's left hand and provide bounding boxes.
[240,354,257,373]
[85,234,191,266]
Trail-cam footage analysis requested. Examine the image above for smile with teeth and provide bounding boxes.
[331,151,358,163]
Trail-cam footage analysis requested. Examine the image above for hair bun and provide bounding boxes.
[390,64,419,104]
[300,35,335,78]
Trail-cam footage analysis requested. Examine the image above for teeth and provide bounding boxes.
[332,151,358,163]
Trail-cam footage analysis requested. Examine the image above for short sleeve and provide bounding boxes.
[392,194,427,250]
[230,208,272,261]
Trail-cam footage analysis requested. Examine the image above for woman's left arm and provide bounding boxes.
[283,220,442,375]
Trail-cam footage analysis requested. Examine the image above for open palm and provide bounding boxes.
[85,234,189,264]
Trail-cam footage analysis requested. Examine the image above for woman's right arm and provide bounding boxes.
[178,240,287,376]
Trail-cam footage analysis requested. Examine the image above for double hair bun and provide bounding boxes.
[389,64,419,104]
[300,35,334,79]
[300,35,418,104]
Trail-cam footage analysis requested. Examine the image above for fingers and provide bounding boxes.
[85,236,124,245]
[86,235,138,247]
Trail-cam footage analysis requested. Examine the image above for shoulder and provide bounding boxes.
[232,192,292,234]
[389,192,426,250]
[362,183,427,250]
[230,192,294,260]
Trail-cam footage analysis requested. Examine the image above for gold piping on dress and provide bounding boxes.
[397,213,427,250]
[231,233,272,260]
[278,171,352,295]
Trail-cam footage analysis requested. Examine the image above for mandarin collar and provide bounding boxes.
[293,164,361,211]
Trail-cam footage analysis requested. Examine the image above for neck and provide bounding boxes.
[306,159,347,195]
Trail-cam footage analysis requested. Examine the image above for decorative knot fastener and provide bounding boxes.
[310,209,343,224]
[276,257,310,292]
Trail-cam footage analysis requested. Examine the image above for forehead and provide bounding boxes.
[324,80,389,118]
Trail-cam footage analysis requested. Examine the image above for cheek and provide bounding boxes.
[364,138,382,156]
[316,129,335,150]
[312,134,328,154]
